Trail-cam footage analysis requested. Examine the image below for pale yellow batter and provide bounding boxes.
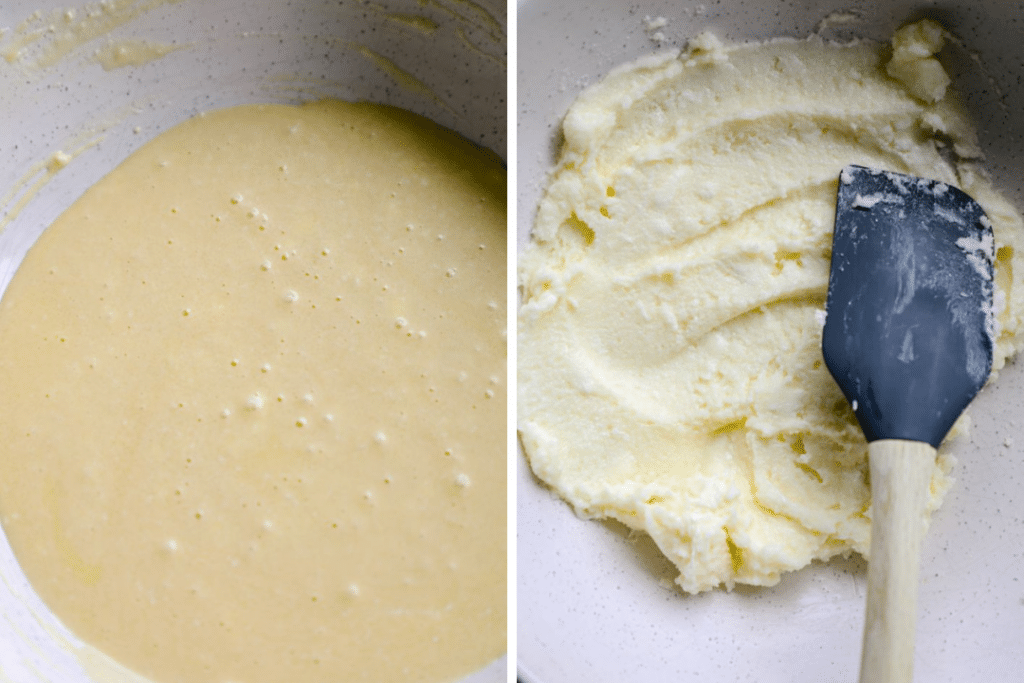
[519,22,1024,594]
[0,101,506,682]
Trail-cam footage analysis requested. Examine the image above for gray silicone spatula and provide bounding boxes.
[822,165,995,683]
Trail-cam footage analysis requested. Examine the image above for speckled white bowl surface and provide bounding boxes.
[0,1,505,681]
[517,1,1024,682]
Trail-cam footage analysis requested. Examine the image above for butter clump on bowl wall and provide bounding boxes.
[518,20,1024,595]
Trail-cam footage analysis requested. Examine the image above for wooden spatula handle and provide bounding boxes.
[859,439,936,683]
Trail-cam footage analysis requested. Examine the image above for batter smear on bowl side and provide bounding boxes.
[518,20,1024,594]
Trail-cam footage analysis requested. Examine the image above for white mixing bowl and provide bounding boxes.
[517,1,1024,682]
[0,1,506,681]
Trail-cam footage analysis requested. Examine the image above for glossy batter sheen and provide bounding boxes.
[0,101,506,682]
[519,22,1024,594]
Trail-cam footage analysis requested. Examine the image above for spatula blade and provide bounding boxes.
[822,165,995,448]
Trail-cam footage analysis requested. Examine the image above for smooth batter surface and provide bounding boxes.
[519,22,1024,594]
[0,101,506,682]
